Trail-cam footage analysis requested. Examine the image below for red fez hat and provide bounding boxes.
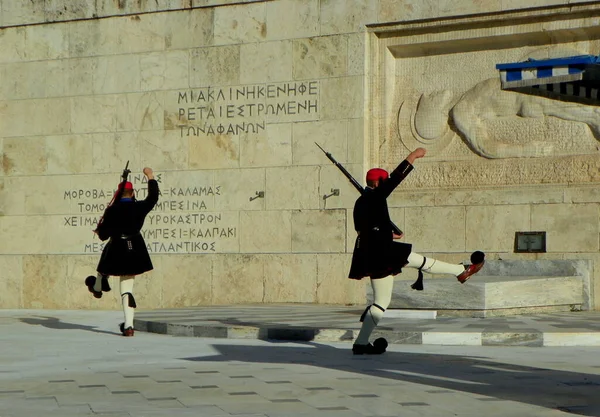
[366,168,388,182]
[118,181,134,190]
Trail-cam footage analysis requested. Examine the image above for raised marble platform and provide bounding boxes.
[369,259,592,318]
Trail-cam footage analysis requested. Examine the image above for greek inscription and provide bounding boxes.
[63,179,235,254]
[175,81,319,136]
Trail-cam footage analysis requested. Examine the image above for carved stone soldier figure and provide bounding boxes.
[85,167,159,337]
[349,148,485,354]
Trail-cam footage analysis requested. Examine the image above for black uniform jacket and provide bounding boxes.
[348,160,414,280]
[96,179,159,276]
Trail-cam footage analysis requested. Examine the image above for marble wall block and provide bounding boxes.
[347,33,365,76]
[262,254,317,302]
[67,19,109,58]
[157,169,216,211]
[466,205,531,252]
[44,0,96,22]
[435,186,565,206]
[378,0,437,22]
[140,51,190,92]
[0,177,25,215]
[161,255,212,307]
[292,35,348,80]
[239,210,292,253]
[387,191,436,209]
[531,204,599,252]
[213,2,267,45]
[240,123,293,167]
[165,8,214,50]
[213,168,265,211]
[347,118,364,164]
[141,130,189,171]
[190,45,240,87]
[316,253,364,304]
[71,95,118,134]
[93,54,142,95]
[319,163,363,210]
[22,255,69,309]
[188,133,241,170]
[1,1,45,27]
[91,132,141,173]
[0,256,23,308]
[2,61,52,100]
[265,166,320,210]
[23,22,69,62]
[565,186,600,203]
[211,254,264,303]
[0,28,26,64]
[96,0,161,15]
[319,0,377,35]
[265,0,319,41]
[320,76,363,120]
[405,206,466,252]
[46,135,93,175]
[0,98,70,138]
[240,40,293,84]
[291,209,346,253]
[116,92,165,132]
[23,176,74,215]
[66,58,97,97]
[292,120,348,165]
[2,137,47,176]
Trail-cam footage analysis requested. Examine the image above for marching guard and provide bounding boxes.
[85,164,159,337]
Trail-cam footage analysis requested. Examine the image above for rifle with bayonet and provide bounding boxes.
[315,143,403,236]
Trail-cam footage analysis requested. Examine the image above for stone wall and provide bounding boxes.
[1,0,600,310]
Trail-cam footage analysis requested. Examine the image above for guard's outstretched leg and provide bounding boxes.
[406,251,486,290]
[119,276,136,337]
[352,275,393,355]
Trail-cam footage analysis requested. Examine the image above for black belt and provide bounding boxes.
[116,232,140,240]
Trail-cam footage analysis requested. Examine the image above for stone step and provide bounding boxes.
[387,275,583,311]
[366,259,592,317]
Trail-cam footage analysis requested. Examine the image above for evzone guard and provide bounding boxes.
[85,163,159,337]
[318,145,485,354]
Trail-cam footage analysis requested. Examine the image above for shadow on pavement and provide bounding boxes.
[181,341,600,416]
[19,316,120,336]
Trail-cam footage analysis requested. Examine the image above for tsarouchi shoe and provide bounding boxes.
[119,323,134,337]
[352,343,386,355]
[457,251,485,283]
[84,276,102,299]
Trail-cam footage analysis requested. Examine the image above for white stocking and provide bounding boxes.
[354,275,394,345]
[93,273,103,292]
[406,252,464,276]
[119,276,135,329]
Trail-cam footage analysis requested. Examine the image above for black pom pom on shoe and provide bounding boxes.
[373,337,388,353]
[471,251,485,265]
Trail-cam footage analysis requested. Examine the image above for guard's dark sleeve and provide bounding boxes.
[140,179,159,214]
[374,160,414,198]
[96,207,115,241]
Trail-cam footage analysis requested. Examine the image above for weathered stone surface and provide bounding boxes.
[0,255,22,308]
[291,209,346,253]
[265,0,319,40]
[262,254,317,303]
